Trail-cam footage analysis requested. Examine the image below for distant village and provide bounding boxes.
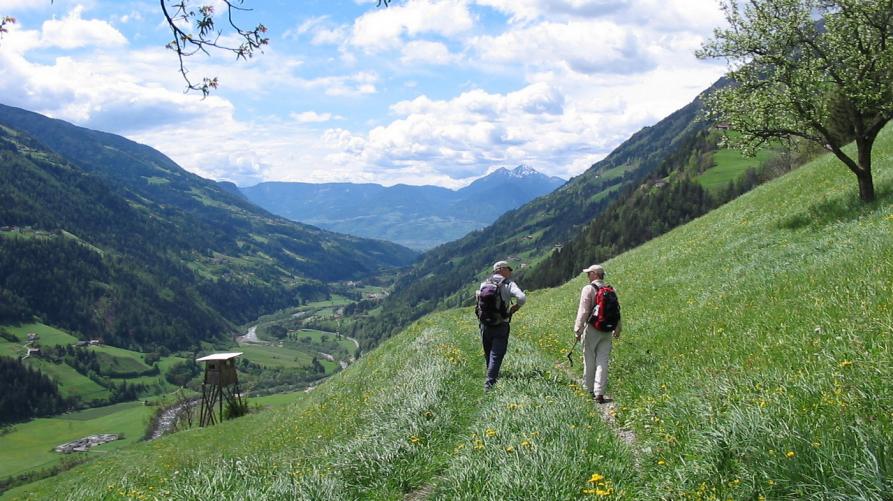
[54,434,120,454]
[21,332,102,360]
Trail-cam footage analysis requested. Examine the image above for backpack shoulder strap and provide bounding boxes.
[588,282,601,300]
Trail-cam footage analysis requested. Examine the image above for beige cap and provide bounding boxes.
[582,264,604,274]
[493,260,513,271]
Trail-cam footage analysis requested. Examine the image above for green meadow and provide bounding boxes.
[0,401,154,481]
[5,324,78,346]
[289,329,357,355]
[5,128,893,499]
[18,358,110,402]
[238,343,315,369]
[697,147,775,191]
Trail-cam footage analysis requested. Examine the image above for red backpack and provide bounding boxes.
[588,284,621,332]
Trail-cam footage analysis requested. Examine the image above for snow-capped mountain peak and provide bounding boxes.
[509,164,539,178]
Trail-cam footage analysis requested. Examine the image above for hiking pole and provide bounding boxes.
[565,339,578,366]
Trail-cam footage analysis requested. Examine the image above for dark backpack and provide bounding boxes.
[588,284,621,332]
[476,276,507,326]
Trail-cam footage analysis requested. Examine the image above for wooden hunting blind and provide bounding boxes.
[196,352,244,427]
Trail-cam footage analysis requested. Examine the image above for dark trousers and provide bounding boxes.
[480,322,510,387]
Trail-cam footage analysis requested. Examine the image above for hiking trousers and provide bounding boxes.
[480,322,510,388]
[582,326,613,396]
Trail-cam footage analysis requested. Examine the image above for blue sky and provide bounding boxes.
[0,0,728,188]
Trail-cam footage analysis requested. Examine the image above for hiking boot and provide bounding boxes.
[595,394,606,404]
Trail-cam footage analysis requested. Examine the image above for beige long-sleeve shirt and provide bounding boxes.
[574,279,622,335]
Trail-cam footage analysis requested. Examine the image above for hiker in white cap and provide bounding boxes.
[573,264,622,403]
[475,260,526,390]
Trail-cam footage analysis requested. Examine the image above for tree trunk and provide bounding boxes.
[856,169,875,203]
[856,139,875,202]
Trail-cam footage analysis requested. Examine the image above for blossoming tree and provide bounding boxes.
[697,0,893,202]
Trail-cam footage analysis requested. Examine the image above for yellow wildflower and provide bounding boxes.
[786,451,796,459]
[485,427,497,437]
[505,446,514,453]
[588,473,605,483]
[838,359,853,368]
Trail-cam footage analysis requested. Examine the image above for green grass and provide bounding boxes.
[21,359,109,401]
[5,324,78,346]
[303,294,352,308]
[290,329,356,354]
[696,147,774,191]
[144,176,169,186]
[238,344,315,369]
[8,127,893,499]
[0,339,23,359]
[0,401,153,481]
[250,390,307,409]
[156,355,187,374]
[93,352,152,376]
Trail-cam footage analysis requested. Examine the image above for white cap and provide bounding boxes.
[493,260,513,271]
[582,264,604,274]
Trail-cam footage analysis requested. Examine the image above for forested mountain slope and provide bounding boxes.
[0,104,416,351]
[13,121,891,501]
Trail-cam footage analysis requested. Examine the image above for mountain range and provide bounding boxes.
[236,165,566,250]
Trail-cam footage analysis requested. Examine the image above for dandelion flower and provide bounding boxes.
[657,459,666,465]
[786,451,796,459]
[588,473,604,483]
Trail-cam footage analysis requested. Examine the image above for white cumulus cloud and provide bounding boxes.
[40,5,127,49]
[400,40,460,65]
[351,0,474,51]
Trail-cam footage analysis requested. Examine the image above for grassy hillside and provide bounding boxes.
[7,129,891,499]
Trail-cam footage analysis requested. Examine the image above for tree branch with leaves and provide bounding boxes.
[697,0,893,202]
[160,0,392,96]
[160,1,269,97]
